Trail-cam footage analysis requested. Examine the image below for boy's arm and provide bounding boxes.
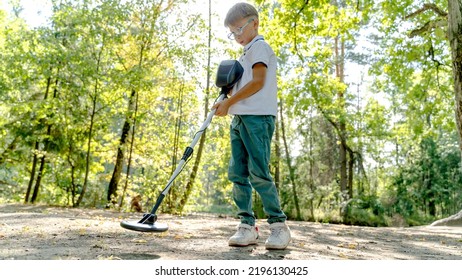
[213,63,267,116]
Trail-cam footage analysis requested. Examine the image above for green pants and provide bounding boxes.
[228,115,287,226]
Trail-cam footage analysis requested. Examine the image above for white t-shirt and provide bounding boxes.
[228,35,278,116]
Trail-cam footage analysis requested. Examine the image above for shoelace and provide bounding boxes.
[238,227,248,234]
[237,225,258,237]
[269,227,284,238]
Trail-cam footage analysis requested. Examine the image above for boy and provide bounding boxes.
[212,2,291,250]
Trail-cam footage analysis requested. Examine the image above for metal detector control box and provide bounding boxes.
[215,60,244,93]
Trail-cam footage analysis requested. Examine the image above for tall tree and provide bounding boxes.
[106,0,176,206]
[178,0,213,213]
[448,0,462,152]
[279,100,302,220]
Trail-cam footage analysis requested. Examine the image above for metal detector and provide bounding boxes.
[120,60,244,232]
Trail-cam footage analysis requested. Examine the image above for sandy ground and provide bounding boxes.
[0,203,461,260]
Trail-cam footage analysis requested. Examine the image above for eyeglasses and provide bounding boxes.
[227,18,254,40]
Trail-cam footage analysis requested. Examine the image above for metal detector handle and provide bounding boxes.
[210,91,227,110]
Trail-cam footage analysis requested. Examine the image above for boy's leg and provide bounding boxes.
[239,115,290,249]
[228,116,256,226]
[239,115,287,224]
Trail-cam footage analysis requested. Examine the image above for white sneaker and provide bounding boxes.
[265,222,291,250]
[228,223,259,247]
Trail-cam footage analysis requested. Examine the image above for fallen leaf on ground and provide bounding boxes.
[337,243,358,249]
[132,239,147,244]
[339,252,348,259]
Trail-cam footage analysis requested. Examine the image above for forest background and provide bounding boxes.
[1,0,461,227]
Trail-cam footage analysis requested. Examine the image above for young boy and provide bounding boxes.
[212,2,291,250]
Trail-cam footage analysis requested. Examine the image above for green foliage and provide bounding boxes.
[389,135,462,219]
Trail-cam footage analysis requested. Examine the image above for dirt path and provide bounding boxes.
[0,203,461,260]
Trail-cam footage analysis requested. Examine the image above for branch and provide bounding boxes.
[293,0,310,62]
[408,19,447,37]
[316,104,347,145]
[317,105,370,186]
[405,3,448,38]
[405,3,448,20]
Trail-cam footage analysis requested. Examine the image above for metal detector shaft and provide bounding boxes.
[148,92,226,214]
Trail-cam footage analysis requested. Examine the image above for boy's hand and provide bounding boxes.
[212,99,231,116]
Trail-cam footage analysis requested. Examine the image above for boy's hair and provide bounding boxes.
[224,2,259,27]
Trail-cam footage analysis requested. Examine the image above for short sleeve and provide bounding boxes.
[246,41,271,69]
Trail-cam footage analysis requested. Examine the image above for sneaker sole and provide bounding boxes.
[265,242,290,250]
[228,240,258,247]
[228,242,258,247]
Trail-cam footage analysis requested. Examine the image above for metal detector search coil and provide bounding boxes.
[120,60,243,233]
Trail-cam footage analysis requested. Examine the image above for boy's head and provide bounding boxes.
[225,2,259,46]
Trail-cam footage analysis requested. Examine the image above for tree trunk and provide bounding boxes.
[30,74,59,203]
[279,101,301,220]
[178,0,212,213]
[31,151,47,203]
[449,0,462,153]
[68,149,77,206]
[448,0,462,217]
[76,90,97,207]
[120,83,140,209]
[335,35,349,200]
[25,141,39,203]
[25,75,53,203]
[107,89,136,205]
[347,149,354,198]
[307,107,315,220]
[166,80,184,210]
[76,46,103,207]
[31,120,54,203]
